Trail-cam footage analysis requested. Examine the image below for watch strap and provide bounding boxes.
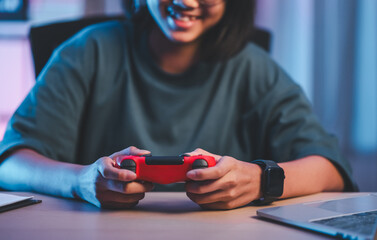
[251,159,285,205]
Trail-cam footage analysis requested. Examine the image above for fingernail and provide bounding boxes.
[126,172,137,181]
[187,170,196,179]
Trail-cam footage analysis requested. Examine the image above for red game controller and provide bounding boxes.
[116,154,216,184]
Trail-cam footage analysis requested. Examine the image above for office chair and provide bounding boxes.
[29,16,125,78]
[29,16,271,78]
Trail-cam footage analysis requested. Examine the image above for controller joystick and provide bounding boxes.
[120,159,136,173]
[192,159,208,169]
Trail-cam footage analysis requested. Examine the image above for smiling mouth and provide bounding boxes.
[166,5,201,22]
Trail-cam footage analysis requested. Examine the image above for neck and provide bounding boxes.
[148,27,201,74]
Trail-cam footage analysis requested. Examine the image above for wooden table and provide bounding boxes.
[0,192,363,240]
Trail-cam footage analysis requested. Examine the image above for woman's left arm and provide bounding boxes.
[185,149,344,210]
[279,155,344,198]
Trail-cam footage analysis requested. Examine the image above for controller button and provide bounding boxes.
[192,159,208,169]
[120,159,136,173]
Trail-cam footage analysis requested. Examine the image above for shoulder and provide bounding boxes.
[37,21,135,95]
[225,43,299,104]
[49,20,135,62]
[79,20,130,40]
[60,20,132,51]
[226,43,284,83]
[232,43,286,83]
[47,20,134,78]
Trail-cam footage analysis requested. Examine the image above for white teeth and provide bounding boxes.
[175,13,197,22]
[175,13,191,22]
[167,6,197,22]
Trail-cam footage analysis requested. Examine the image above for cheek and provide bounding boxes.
[202,6,225,29]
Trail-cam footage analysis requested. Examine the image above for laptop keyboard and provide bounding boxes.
[312,210,377,236]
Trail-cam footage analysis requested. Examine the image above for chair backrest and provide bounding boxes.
[29,16,125,78]
[29,16,271,78]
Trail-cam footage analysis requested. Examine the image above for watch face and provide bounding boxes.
[265,168,285,197]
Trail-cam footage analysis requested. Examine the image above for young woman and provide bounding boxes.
[0,0,355,209]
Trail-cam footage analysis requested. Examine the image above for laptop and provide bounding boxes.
[257,193,377,240]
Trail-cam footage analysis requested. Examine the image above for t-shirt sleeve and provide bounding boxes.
[0,27,98,163]
[245,46,356,191]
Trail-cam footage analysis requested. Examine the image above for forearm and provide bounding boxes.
[0,149,83,199]
[279,155,345,199]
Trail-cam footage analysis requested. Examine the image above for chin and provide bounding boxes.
[167,33,201,44]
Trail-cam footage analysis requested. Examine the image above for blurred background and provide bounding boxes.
[0,0,376,191]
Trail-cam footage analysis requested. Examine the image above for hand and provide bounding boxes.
[75,146,154,209]
[185,148,262,210]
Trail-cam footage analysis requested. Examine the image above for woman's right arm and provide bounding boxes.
[0,147,154,208]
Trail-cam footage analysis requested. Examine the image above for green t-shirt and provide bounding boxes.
[0,21,356,191]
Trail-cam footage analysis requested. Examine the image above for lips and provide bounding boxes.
[166,5,201,26]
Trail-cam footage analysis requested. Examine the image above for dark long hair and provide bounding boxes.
[122,0,256,61]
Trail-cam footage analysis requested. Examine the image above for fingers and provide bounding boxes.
[187,156,233,181]
[110,146,151,159]
[98,157,137,182]
[98,191,146,209]
[197,196,251,210]
[185,173,236,195]
[89,155,154,209]
[99,146,150,182]
[186,181,250,204]
[184,148,221,160]
[186,185,254,210]
[97,157,155,193]
[106,180,154,194]
[101,191,146,203]
[186,190,238,205]
[185,156,261,210]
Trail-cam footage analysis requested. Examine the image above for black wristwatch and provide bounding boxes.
[251,160,285,205]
